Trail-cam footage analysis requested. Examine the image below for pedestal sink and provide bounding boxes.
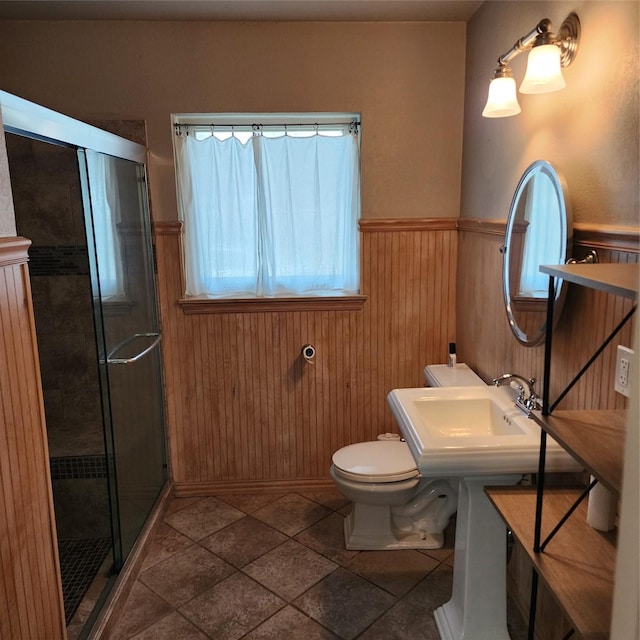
[387,385,576,476]
[387,385,580,640]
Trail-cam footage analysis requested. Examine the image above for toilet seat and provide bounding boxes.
[332,441,419,483]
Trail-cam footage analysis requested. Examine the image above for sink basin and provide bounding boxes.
[387,385,580,476]
[411,396,526,438]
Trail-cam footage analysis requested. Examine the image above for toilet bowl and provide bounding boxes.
[330,440,458,550]
[331,362,485,551]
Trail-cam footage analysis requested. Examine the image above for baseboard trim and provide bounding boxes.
[173,477,336,497]
[88,482,173,639]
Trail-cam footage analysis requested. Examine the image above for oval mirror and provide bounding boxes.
[503,160,572,347]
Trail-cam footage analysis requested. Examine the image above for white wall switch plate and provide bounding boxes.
[615,345,634,398]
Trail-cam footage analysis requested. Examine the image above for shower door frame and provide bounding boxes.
[0,89,168,631]
[0,91,146,164]
[78,148,167,570]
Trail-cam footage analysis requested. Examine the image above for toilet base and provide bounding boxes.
[344,503,445,550]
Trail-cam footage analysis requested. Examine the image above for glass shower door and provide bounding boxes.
[79,149,167,569]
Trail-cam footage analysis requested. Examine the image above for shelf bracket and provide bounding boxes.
[550,303,637,413]
[539,477,598,552]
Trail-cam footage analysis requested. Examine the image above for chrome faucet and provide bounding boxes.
[491,373,540,417]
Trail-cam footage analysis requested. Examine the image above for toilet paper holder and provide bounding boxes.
[302,344,315,364]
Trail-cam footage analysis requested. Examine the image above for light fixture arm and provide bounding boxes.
[493,13,580,70]
[497,19,553,67]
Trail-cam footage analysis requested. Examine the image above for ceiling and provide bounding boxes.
[0,0,482,22]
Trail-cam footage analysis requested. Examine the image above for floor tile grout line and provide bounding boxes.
[215,494,283,515]
[348,597,400,640]
[236,604,342,640]
[151,540,371,632]
[164,495,208,516]
[120,586,176,640]
[183,570,291,640]
[115,490,464,640]
[216,490,350,515]
[158,500,451,602]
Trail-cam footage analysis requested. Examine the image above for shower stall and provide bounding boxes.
[2,92,167,637]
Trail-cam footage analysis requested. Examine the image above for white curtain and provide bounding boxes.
[86,151,124,299]
[175,131,360,297]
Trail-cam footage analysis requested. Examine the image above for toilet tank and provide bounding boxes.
[423,363,486,388]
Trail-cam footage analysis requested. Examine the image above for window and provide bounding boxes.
[172,113,361,298]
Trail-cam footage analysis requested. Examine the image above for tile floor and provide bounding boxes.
[108,489,527,640]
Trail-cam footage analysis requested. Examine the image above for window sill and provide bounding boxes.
[178,295,367,314]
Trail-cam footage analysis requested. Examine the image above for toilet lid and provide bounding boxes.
[332,441,419,483]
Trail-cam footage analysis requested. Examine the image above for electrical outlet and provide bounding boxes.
[615,345,634,398]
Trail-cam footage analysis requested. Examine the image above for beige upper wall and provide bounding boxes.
[462,0,640,226]
[0,20,466,222]
[0,112,16,236]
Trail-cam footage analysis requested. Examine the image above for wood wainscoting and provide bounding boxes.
[0,237,66,640]
[456,219,638,411]
[154,219,458,495]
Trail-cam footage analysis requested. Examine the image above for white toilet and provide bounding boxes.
[330,363,485,551]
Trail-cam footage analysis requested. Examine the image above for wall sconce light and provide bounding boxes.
[482,12,580,118]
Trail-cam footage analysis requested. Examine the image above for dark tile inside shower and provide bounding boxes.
[50,455,111,539]
[58,537,112,624]
[6,133,111,626]
[7,133,105,460]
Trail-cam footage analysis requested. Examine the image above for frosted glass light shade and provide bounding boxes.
[520,44,566,94]
[482,77,521,118]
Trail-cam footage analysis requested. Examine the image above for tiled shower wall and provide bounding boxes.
[6,133,109,538]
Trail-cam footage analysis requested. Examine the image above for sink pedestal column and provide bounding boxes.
[435,475,520,640]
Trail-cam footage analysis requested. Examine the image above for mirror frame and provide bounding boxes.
[503,160,573,347]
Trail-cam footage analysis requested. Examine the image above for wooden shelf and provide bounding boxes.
[532,410,627,495]
[486,486,617,640]
[513,261,634,638]
[539,263,639,300]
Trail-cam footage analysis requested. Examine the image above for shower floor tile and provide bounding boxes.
[58,537,112,624]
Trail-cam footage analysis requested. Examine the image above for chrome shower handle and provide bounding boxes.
[105,332,161,365]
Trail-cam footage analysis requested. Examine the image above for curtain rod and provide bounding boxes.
[174,122,360,135]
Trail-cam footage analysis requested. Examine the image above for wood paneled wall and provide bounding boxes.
[154,220,457,494]
[456,219,638,411]
[156,217,636,492]
[0,237,65,640]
